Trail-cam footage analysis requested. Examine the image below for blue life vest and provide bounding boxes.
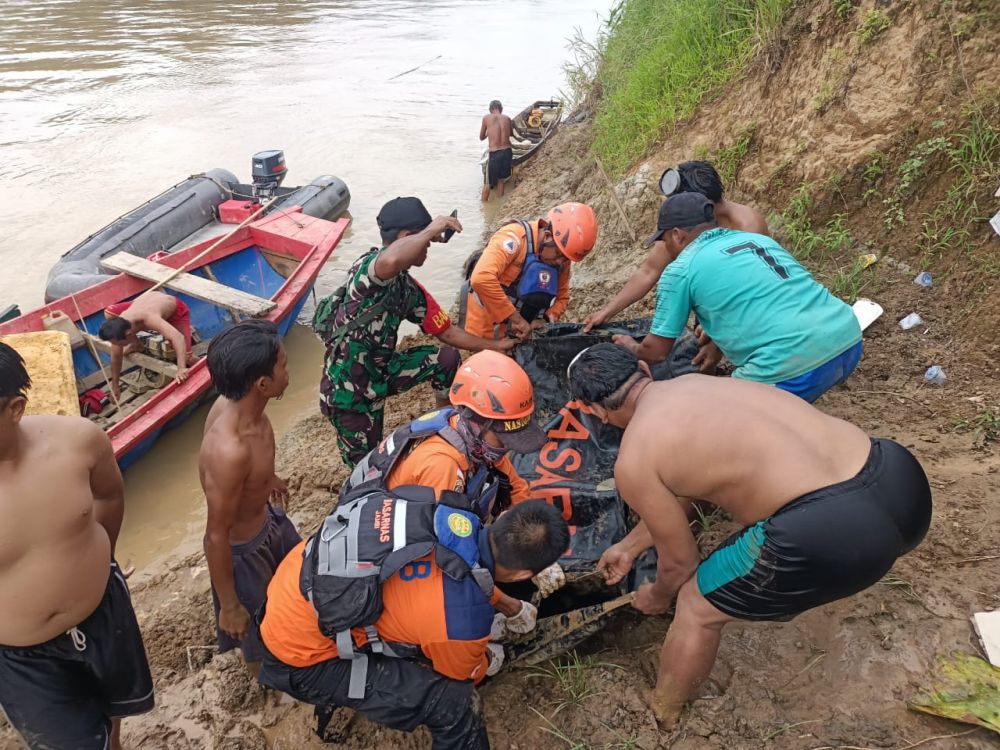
[459,220,562,328]
[342,407,506,522]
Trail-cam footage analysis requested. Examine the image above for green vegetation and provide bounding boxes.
[954,410,1000,450]
[527,651,619,713]
[775,185,854,262]
[883,135,952,229]
[832,0,855,21]
[860,148,888,200]
[528,653,634,750]
[826,255,872,303]
[857,8,891,43]
[714,125,758,186]
[813,51,850,111]
[584,0,795,175]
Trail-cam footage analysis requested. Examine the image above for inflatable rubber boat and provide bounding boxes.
[45,150,350,301]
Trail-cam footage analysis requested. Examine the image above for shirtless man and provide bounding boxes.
[200,320,299,675]
[583,160,769,334]
[480,99,514,201]
[0,342,153,749]
[567,344,932,728]
[99,289,195,398]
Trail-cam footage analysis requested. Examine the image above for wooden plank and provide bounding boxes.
[100,253,275,316]
[82,333,179,378]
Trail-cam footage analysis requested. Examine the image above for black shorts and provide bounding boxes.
[0,563,154,749]
[211,505,300,662]
[487,148,513,187]
[696,438,932,621]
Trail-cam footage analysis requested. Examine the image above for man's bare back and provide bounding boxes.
[619,375,871,523]
[481,112,513,151]
[120,290,178,325]
[714,199,769,236]
[0,416,117,646]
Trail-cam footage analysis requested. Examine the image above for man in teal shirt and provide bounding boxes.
[614,193,862,402]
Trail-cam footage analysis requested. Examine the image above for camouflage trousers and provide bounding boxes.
[321,345,460,467]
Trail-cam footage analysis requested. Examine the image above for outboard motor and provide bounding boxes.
[251,150,288,202]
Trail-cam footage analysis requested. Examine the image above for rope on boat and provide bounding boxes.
[68,293,121,410]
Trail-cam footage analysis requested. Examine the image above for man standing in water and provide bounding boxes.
[0,342,154,749]
[201,320,300,676]
[567,344,931,728]
[480,100,513,201]
[99,289,196,398]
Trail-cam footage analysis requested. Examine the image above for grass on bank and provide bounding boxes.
[579,0,794,176]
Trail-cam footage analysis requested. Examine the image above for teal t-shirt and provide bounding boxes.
[651,228,862,384]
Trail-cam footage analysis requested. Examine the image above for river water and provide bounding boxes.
[0,0,609,572]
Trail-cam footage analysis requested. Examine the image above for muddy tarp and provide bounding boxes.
[510,321,698,598]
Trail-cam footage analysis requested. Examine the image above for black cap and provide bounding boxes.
[491,413,547,454]
[376,197,433,233]
[643,193,716,247]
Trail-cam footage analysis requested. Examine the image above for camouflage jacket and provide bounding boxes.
[320,248,451,408]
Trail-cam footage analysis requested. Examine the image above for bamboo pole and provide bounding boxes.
[147,196,279,294]
[594,156,638,243]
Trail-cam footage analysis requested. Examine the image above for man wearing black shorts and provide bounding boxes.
[0,342,153,749]
[480,99,513,201]
[566,344,932,729]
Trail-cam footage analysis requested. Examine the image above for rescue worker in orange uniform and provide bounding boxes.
[340,350,562,624]
[259,500,568,749]
[461,202,599,340]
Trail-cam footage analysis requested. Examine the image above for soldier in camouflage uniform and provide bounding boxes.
[316,197,516,467]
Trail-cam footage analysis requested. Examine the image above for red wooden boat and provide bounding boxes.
[0,207,349,468]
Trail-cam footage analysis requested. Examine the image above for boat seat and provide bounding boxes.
[101,253,276,317]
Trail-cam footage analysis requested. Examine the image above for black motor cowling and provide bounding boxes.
[251,150,287,201]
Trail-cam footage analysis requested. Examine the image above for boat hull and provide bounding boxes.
[2,209,349,467]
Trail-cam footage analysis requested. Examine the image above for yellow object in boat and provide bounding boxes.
[0,331,79,416]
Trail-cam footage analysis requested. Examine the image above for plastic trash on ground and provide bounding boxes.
[899,312,923,330]
[852,298,883,331]
[858,253,878,269]
[925,365,947,385]
[908,652,1000,734]
[914,271,933,287]
[973,611,1000,667]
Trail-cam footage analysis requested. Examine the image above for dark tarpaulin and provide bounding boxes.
[510,320,699,599]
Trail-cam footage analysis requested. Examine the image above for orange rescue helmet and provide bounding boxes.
[449,351,546,452]
[546,202,598,262]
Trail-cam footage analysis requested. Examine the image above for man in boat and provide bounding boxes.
[0,342,154,749]
[342,349,561,632]
[315,196,515,468]
[566,343,932,729]
[258,499,570,750]
[200,320,300,676]
[460,202,598,341]
[612,193,862,402]
[480,100,514,201]
[582,160,770,343]
[99,289,195,399]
